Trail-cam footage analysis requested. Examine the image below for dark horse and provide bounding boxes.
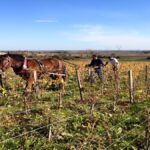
[0,54,66,93]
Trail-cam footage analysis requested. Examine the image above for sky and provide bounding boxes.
[0,0,150,50]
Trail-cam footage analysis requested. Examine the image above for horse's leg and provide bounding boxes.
[25,70,37,93]
[25,77,34,93]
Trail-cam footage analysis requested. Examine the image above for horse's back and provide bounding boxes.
[42,58,65,70]
[42,58,66,80]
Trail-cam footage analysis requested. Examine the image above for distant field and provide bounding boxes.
[1,50,150,60]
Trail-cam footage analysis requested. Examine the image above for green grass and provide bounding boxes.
[0,67,149,150]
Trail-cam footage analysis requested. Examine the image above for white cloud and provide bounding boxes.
[35,19,58,23]
[64,24,150,50]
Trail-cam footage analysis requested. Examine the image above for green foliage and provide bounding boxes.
[0,63,149,150]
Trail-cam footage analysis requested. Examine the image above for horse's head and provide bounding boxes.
[0,54,12,72]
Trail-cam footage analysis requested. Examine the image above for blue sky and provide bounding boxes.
[0,0,150,50]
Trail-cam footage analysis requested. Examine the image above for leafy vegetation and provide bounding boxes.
[0,60,150,150]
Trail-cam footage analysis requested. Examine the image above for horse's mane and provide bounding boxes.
[0,54,25,62]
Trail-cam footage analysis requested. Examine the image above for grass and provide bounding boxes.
[0,60,150,149]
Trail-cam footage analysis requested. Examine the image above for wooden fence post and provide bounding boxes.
[88,67,91,77]
[75,66,84,101]
[100,83,104,95]
[58,91,63,108]
[33,83,41,99]
[23,97,28,114]
[48,117,52,142]
[114,70,120,99]
[145,65,148,83]
[128,70,134,103]
[113,96,117,111]
[0,73,3,87]
[145,66,150,96]
[90,103,95,116]
[146,109,150,150]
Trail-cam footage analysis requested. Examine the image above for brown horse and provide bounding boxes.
[0,54,66,93]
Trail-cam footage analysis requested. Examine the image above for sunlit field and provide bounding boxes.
[0,59,150,150]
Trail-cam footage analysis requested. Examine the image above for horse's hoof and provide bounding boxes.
[23,92,28,96]
[23,91,31,96]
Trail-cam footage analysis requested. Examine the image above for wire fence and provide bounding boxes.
[0,62,150,149]
[0,97,148,149]
[0,124,51,144]
[0,114,147,150]
[122,132,145,150]
[105,119,147,150]
[0,116,73,144]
